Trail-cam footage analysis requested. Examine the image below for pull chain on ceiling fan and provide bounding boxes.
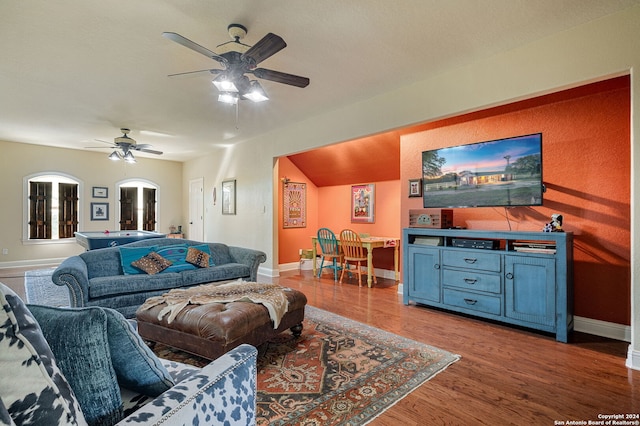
[162,24,310,105]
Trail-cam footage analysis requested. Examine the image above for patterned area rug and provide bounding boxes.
[153,305,460,425]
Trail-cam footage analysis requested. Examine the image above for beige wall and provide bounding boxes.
[0,140,183,266]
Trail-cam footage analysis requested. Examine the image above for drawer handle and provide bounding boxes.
[506,272,514,280]
[464,278,477,284]
[463,298,478,305]
[464,258,478,264]
[434,264,441,270]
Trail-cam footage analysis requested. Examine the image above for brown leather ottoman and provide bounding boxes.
[135,287,307,360]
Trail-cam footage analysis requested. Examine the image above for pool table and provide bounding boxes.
[74,230,167,250]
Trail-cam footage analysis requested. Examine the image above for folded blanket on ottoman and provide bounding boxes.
[139,281,289,327]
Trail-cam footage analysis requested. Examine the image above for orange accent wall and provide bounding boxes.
[401,78,630,325]
[277,160,401,270]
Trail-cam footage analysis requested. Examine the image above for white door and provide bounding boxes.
[189,178,204,241]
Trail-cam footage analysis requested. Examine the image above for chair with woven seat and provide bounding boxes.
[316,228,343,281]
[339,229,377,287]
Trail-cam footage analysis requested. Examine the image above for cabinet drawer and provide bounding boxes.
[442,250,501,272]
[442,269,501,293]
[443,288,502,315]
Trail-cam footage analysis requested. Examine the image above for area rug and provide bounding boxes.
[24,268,70,307]
[153,305,461,425]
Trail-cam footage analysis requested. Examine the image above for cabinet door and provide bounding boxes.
[407,246,441,302]
[505,255,556,327]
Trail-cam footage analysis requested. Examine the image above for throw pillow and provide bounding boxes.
[185,246,211,268]
[189,243,216,266]
[119,246,157,275]
[0,283,87,426]
[131,252,172,275]
[28,305,122,426]
[155,245,197,273]
[102,308,174,396]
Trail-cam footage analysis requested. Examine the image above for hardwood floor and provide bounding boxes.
[269,269,639,425]
[3,265,638,425]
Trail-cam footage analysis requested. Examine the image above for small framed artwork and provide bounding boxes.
[92,186,108,198]
[90,202,109,221]
[408,178,423,197]
[351,183,375,223]
[222,179,236,215]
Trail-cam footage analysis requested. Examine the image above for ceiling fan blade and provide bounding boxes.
[167,68,224,78]
[85,146,111,149]
[253,68,310,88]
[162,32,228,65]
[242,33,286,66]
[93,139,115,146]
[138,148,163,155]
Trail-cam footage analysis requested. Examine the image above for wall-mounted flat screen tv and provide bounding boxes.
[422,133,543,208]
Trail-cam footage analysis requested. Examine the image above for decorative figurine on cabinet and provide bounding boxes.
[543,214,564,232]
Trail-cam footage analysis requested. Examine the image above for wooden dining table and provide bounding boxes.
[311,236,400,287]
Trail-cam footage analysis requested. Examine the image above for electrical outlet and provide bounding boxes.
[2,249,8,255]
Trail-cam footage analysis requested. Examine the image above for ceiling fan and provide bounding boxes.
[162,24,310,104]
[86,128,163,163]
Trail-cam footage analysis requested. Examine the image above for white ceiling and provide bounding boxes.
[1,0,637,162]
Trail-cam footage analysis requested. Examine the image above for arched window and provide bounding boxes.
[117,180,159,231]
[24,173,82,241]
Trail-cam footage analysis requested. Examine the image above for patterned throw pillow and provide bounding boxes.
[119,246,157,275]
[28,305,122,426]
[189,243,216,266]
[131,252,172,274]
[0,283,87,426]
[185,246,211,268]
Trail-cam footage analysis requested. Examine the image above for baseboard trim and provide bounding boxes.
[0,258,65,269]
[626,346,640,371]
[278,261,398,280]
[574,316,630,342]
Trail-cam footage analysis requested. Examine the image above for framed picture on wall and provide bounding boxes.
[222,179,236,215]
[351,183,375,223]
[408,178,422,197]
[92,186,108,198]
[90,202,109,221]
[283,182,306,228]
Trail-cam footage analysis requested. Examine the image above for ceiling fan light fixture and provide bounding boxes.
[243,80,269,102]
[218,92,239,105]
[108,151,122,161]
[123,151,137,163]
[212,74,238,92]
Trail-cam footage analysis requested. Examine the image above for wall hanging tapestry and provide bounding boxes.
[283,182,306,228]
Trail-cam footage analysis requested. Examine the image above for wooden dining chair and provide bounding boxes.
[316,228,343,281]
[339,229,377,287]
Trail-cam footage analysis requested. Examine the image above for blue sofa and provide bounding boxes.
[52,238,267,318]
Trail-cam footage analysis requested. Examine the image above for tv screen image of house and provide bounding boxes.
[422,133,543,208]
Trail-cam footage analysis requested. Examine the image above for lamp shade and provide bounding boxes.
[218,92,239,105]
[108,151,121,161]
[123,151,136,163]
[243,80,269,102]
[212,74,238,92]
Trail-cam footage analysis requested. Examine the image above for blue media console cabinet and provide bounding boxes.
[403,228,574,342]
